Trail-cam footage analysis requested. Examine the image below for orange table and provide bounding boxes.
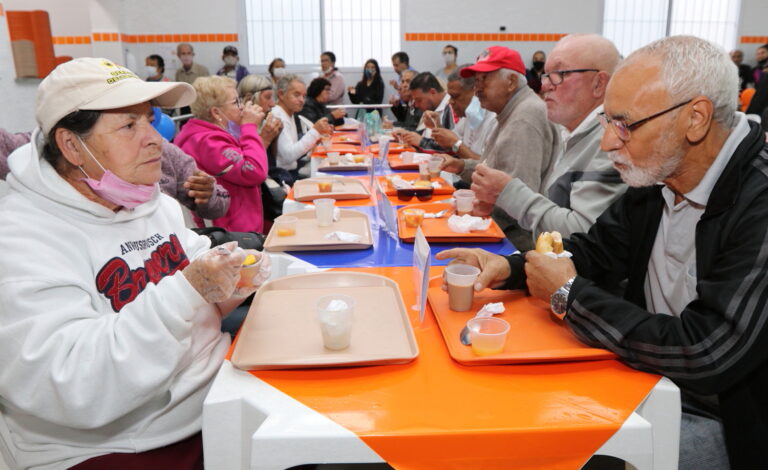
[286,176,454,207]
[206,266,671,470]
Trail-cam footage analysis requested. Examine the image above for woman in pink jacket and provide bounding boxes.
[175,76,269,232]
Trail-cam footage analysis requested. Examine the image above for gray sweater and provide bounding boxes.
[461,85,559,250]
[495,107,627,243]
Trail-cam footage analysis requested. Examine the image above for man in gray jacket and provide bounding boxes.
[441,46,559,250]
[471,34,626,241]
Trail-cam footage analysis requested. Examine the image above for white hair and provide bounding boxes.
[276,74,303,95]
[622,35,738,128]
[498,68,527,87]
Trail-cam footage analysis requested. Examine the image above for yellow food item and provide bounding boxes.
[535,231,564,254]
[472,344,504,356]
[277,228,296,237]
[243,254,257,266]
[413,180,432,189]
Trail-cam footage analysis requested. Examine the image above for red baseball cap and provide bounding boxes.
[460,46,526,77]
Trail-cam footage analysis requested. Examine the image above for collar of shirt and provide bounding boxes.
[435,93,451,114]
[663,112,749,208]
[564,105,602,144]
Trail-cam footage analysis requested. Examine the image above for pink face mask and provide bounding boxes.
[77,137,156,209]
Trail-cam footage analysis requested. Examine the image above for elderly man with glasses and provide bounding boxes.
[440,46,559,250]
[469,34,626,242]
[438,35,768,469]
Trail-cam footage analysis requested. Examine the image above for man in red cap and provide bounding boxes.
[441,45,559,250]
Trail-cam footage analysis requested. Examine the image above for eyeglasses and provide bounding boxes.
[598,99,692,142]
[227,97,243,108]
[541,69,599,86]
[396,187,434,202]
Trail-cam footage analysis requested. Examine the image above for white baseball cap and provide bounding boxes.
[36,57,196,135]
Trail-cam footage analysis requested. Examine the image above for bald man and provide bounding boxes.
[471,34,627,241]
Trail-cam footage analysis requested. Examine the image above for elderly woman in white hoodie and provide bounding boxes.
[0,58,269,470]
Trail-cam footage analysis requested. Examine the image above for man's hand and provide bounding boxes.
[431,127,459,150]
[314,117,332,135]
[392,129,421,147]
[388,94,400,106]
[471,163,512,206]
[347,86,356,94]
[389,79,398,89]
[523,251,577,301]
[331,108,346,120]
[423,110,441,129]
[439,153,466,174]
[184,170,216,205]
[436,248,512,291]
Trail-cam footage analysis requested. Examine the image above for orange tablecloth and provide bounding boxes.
[229,266,661,469]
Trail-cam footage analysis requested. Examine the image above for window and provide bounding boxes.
[244,0,401,67]
[603,0,741,58]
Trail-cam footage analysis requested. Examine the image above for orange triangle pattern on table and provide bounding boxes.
[229,266,661,470]
[287,176,454,207]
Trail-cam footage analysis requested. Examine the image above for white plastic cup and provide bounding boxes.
[316,295,355,350]
[454,189,476,216]
[468,317,509,356]
[401,151,414,164]
[418,160,430,181]
[314,198,335,227]
[321,135,332,151]
[327,151,340,166]
[445,263,481,311]
[428,155,443,178]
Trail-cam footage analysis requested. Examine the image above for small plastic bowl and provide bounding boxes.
[274,216,298,237]
[402,208,426,228]
[468,317,509,356]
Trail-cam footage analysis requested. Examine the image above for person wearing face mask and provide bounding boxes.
[145,54,170,82]
[526,50,546,94]
[216,45,249,85]
[175,75,269,233]
[435,45,458,82]
[175,43,210,85]
[0,57,270,470]
[347,58,385,114]
[320,51,346,105]
[267,57,286,86]
[430,65,497,160]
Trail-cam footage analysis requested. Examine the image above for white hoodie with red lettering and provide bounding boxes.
[0,129,229,470]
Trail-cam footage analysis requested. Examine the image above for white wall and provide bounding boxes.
[1,0,765,133]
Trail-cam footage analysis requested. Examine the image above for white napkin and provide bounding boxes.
[542,250,573,259]
[475,302,505,318]
[431,181,442,189]
[333,207,341,221]
[324,231,362,242]
[447,214,492,233]
[340,153,355,164]
[412,152,432,163]
[389,175,413,189]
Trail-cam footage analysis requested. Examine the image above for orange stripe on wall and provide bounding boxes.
[54,33,239,44]
[741,36,768,44]
[0,4,5,16]
[406,32,567,42]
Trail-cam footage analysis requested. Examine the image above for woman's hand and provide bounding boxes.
[241,102,265,127]
[184,170,215,205]
[183,241,245,305]
[259,114,283,147]
[331,108,346,120]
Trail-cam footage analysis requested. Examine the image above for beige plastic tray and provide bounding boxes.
[317,158,372,172]
[231,272,419,370]
[293,176,371,202]
[264,209,373,252]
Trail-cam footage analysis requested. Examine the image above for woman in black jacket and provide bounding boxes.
[347,59,384,114]
[299,77,345,126]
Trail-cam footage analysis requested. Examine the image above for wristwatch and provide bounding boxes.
[550,276,576,319]
[451,139,463,153]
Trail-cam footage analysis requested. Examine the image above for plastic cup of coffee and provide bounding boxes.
[274,216,298,237]
[445,263,481,311]
[317,178,334,193]
[314,198,335,227]
[428,155,443,179]
[467,317,509,356]
[454,189,476,216]
[418,160,430,181]
[402,208,425,228]
[326,152,340,166]
[316,294,355,350]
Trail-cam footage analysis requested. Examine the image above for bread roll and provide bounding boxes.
[551,231,563,254]
[535,232,554,253]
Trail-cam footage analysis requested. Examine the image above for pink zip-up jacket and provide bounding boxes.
[174,119,268,232]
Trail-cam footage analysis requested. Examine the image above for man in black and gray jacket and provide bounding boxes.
[438,35,768,469]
